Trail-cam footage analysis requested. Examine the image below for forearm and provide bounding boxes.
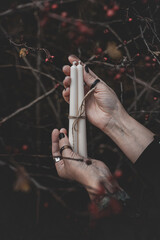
[104,111,155,163]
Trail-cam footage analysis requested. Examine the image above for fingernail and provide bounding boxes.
[69,54,77,58]
[85,65,89,73]
[59,133,65,139]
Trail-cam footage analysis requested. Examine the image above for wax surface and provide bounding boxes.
[77,62,87,158]
[69,61,78,153]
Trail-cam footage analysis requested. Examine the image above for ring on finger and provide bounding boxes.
[90,79,100,90]
[60,145,72,155]
[53,156,62,163]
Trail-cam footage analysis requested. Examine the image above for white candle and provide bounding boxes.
[69,61,78,153]
[77,61,87,158]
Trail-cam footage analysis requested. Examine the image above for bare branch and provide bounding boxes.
[0,84,59,126]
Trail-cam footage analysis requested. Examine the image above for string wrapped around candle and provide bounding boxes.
[68,61,87,157]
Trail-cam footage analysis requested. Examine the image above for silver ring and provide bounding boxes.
[53,156,62,163]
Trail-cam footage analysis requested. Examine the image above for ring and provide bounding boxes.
[53,156,62,163]
[60,145,72,155]
[90,79,100,89]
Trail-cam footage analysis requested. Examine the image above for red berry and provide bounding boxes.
[104,28,109,34]
[114,73,121,80]
[51,4,58,9]
[104,57,108,61]
[153,96,158,101]
[114,169,122,178]
[106,9,115,17]
[96,47,102,54]
[104,5,108,11]
[136,53,140,56]
[146,63,151,67]
[120,67,125,73]
[128,18,133,22]
[61,11,68,18]
[152,58,156,62]
[22,144,28,151]
[145,56,150,61]
[113,5,119,11]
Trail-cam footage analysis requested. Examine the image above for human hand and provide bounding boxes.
[62,55,154,163]
[52,128,120,199]
[62,55,129,134]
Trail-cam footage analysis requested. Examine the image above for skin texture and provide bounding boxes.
[52,55,154,198]
[52,128,119,199]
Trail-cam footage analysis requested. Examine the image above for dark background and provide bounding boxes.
[0,0,160,239]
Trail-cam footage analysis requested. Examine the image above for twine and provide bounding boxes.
[69,86,96,151]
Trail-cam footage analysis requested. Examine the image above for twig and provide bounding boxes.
[126,74,160,94]
[0,0,80,17]
[0,24,62,125]
[0,84,59,125]
[0,64,62,85]
[139,25,160,64]
[128,72,160,112]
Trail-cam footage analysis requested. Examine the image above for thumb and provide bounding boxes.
[68,55,101,88]
[68,55,79,64]
[59,129,75,159]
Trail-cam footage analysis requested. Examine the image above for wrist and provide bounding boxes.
[103,111,154,163]
[103,105,130,136]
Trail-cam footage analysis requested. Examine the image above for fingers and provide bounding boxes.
[63,76,71,88]
[62,87,70,103]
[83,65,101,88]
[60,128,67,135]
[68,55,102,88]
[62,55,103,102]
[68,54,101,87]
[62,55,82,77]
[62,65,70,76]
[58,129,73,158]
[68,55,80,65]
[52,129,64,167]
[62,76,70,103]
[52,129,60,156]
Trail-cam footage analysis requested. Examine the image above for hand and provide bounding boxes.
[62,55,128,133]
[52,128,119,199]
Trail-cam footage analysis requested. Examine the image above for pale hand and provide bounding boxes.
[62,55,128,133]
[52,128,119,200]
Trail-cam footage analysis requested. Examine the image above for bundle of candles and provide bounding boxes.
[68,61,87,158]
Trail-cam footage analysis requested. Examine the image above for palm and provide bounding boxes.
[59,152,116,195]
[85,83,119,130]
